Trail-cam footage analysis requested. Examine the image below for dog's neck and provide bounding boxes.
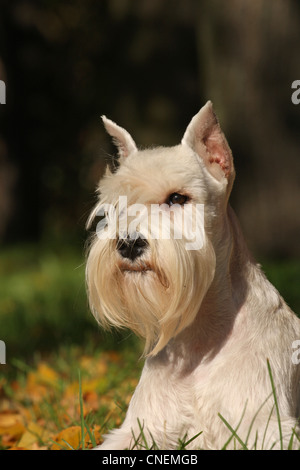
[157,205,266,369]
[200,205,251,320]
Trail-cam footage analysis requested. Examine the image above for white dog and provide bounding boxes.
[86,101,300,450]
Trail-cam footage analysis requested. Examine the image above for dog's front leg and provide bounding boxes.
[93,363,152,450]
[94,355,192,450]
[93,425,135,450]
[94,359,163,450]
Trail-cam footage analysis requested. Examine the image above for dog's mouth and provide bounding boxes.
[118,261,169,288]
[118,260,153,274]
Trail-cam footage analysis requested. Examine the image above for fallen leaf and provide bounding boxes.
[80,356,108,376]
[25,363,59,403]
[0,411,25,448]
[32,363,59,387]
[106,351,122,363]
[83,390,99,411]
[0,411,25,439]
[64,377,108,399]
[51,425,89,450]
[18,421,50,449]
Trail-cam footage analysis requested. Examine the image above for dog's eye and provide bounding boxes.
[167,193,189,206]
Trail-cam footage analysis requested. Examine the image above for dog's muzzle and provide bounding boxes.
[116,233,149,262]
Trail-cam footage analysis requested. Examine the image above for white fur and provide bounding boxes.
[86,102,300,450]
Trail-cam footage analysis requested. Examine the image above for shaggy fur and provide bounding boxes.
[86,101,300,450]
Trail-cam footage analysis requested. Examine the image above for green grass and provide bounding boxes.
[0,244,142,363]
[0,244,88,357]
[262,259,300,315]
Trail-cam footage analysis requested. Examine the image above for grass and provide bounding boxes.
[0,344,143,449]
[0,243,141,362]
[0,244,91,359]
[0,244,299,449]
[261,259,300,315]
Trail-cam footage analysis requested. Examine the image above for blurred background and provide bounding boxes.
[0,0,299,362]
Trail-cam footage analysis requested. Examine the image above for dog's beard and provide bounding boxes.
[86,235,216,356]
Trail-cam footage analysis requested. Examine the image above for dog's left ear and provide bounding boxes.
[182,101,234,183]
[102,116,137,159]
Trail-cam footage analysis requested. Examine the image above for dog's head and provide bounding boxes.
[86,101,235,355]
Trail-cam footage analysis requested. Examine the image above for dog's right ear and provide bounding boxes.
[101,116,137,159]
[181,101,234,185]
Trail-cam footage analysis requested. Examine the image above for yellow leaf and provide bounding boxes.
[51,426,89,450]
[17,422,49,449]
[64,377,108,399]
[0,412,21,428]
[25,363,59,402]
[0,412,25,439]
[79,356,108,376]
[36,363,59,387]
[25,377,48,402]
[63,381,78,398]
[28,443,48,450]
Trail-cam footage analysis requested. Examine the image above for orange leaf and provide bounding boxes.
[17,422,50,449]
[0,411,25,439]
[51,426,89,450]
[83,390,99,411]
[32,363,59,387]
[79,356,108,376]
[106,351,121,362]
[64,377,108,399]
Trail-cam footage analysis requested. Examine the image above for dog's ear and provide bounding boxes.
[102,116,137,159]
[181,101,234,183]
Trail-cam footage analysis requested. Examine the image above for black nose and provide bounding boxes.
[117,234,148,262]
